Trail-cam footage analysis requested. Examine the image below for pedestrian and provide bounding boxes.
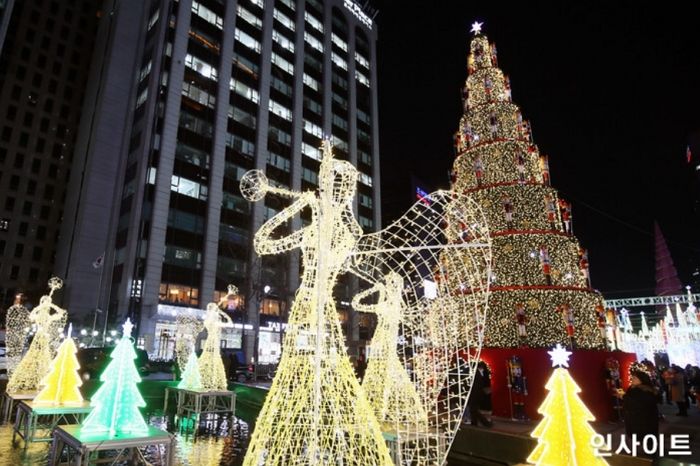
[621,370,659,458]
[228,352,239,381]
[466,361,493,427]
[670,365,688,416]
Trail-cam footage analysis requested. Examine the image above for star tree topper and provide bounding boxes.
[548,343,572,368]
[470,21,483,35]
[122,318,134,339]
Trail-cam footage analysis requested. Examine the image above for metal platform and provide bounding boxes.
[164,387,235,433]
[49,424,174,466]
[12,400,92,449]
[1,391,36,424]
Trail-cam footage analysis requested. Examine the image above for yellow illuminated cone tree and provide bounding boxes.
[527,344,609,465]
[34,324,83,405]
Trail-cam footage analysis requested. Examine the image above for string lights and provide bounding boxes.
[452,30,606,349]
[240,140,492,465]
[7,278,67,393]
[198,302,233,392]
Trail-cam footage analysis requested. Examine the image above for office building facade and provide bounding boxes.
[57,0,380,362]
[0,1,100,307]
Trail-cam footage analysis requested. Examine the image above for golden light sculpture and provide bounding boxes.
[352,273,428,428]
[349,190,492,465]
[240,140,394,466]
[452,30,606,349]
[7,277,67,393]
[5,302,30,378]
[198,302,233,391]
[241,140,492,466]
[175,314,204,373]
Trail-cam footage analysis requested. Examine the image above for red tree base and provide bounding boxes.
[478,347,637,421]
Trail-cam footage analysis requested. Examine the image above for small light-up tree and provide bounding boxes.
[527,344,609,465]
[81,318,149,436]
[34,324,83,405]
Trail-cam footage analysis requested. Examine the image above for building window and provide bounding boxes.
[331,33,347,52]
[222,192,250,214]
[331,52,347,71]
[355,51,370,69]
[358,172,373,187]
[237,5,262,29]
[304,11,323,33]
[359,215,373,229]
[191,1,223,29]
[269,99,292,121]
[267,152,291,172]
[273,9,295,31]
[303,119,323,138]
[301,142,321,161]
[226,134,256,156]
[170,175,208,200]
[159,282,200,306]
[185,53,218,81]
[234,29,261,53]
[356,70,370,87]
[271,52,294,75]
[304,32,323,53]
[230,78,260,103]
[272,30,295,53]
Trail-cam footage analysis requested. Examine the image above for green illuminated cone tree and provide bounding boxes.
[527,344,609,465]
[34,324,84,405]
[450,25,606,348]
[81,318,148,435]
[178,349,203,391]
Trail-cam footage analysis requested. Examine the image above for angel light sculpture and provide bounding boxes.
[7,277,68,393]
[241,141,491,466]
[240,140,393,465]
[5,300,30,378]
[199,301,234,391]
[352,272,428,428]
[174,314,204,374]
[349,190,491,465]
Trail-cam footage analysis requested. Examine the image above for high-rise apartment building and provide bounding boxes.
[56,0,380,363]
[0,1,100,307]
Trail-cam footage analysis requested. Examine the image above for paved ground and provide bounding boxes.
[463,401,700,465]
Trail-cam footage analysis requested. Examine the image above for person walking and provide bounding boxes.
[621,370,659,458]
[670,365,688,416]
[467,362,493,427]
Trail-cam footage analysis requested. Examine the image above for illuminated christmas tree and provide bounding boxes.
[81,318,148,436]
[178,349,203,391]
[451,23,606,348]
[527,344,609,465]
[34,324,83,405]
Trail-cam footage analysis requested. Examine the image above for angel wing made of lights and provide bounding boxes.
[347,190,492,466]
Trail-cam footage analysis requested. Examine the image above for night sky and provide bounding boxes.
[373,1,700,298]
